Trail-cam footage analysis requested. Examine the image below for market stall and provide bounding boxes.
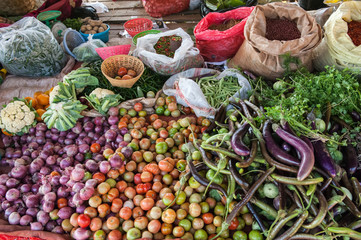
[0,0,361,240]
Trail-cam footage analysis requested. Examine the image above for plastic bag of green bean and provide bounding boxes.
[163,68,252,118]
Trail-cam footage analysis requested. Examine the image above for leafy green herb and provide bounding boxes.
[62,18,82,31]
[253,66,361,142]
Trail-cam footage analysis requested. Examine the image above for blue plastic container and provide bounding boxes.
[79,24,110,43]
[63,30,85,59]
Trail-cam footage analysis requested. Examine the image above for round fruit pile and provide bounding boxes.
[115,67,137,80]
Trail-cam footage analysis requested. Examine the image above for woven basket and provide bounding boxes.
[101,55,145,88]
[124,18,153,37]
[0,0,36,16]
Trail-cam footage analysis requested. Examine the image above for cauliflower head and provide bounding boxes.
[90,88,115,99]
[0,100,36,135]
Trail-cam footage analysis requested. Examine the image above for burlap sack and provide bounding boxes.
[228,2,322,80]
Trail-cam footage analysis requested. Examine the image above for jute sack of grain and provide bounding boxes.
[0,0,36,16]
[228,2,322,80]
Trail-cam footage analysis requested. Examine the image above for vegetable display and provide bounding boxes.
[85,88,122,116]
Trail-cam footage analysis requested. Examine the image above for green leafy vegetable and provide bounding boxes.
[85,88,122,116]
[63,68,99,89]
[62,18,82,31]
[42,100,87,131]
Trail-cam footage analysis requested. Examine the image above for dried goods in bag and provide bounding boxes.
[313,1,361,72]
[228,3,322,80]
[194,6,255,62]
[133,28,204,76]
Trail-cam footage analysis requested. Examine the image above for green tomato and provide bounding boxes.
[181,144,189,153]
[315,118,326,132]
[106,178,117,188]
[234,231,248,240]
[168,128,178,138]
[127,228,141,240]
[83,171,92,181]
[128,109,137,117]
[200,202,210,213]
[176,191,187,205]
[216,227,229,238]
[146,128,155,137]
[236,217,245,230]
[189,176,201,189]
[252,221,261,231]
[119,108,127,116]
[206,170,223,185]
[176,159,187,171]
[273,81,286,91]
[186,214,195,221]
[192,151,201,161]
[49,209,59,220]
[239,205,249,215]
[194,229,208,240]
[263,183,279,199]
[156,106,165,115]
[179,219,192,231]
[128,142,139,151]
[214,204,225,217]
[146,91,155,98]
[138,110,147,117]
[164,109,171,116]
[155,142,168,154]
[93,230,106,240]
[189,193,202,204]
[248,230,264,240]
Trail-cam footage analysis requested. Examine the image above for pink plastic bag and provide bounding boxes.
[141,0,190,18]
[194,6,255,62]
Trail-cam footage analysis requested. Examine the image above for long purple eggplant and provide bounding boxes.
[312,140,337,178]
[343,144,358,176]
[231,122,251,156]
[273,124,315,181]
[263,120,299,166]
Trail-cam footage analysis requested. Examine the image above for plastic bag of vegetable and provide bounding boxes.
[228,2,322,80]
[194,6,255,62]
[0,17,67,77]
[134,28,204,76]
[313,1,361,73]
[73,35,106,62]
[163,68,252,118]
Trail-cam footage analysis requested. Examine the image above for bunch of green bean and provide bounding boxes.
[196,75,240,109]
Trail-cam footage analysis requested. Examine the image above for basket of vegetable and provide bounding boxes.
[79,18,110,43]
[124,18,153,37]
[101,55,145,88]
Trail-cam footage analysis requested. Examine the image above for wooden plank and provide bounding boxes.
[99,1,143,10]
[101,14,201,23]
[99,8,199,17]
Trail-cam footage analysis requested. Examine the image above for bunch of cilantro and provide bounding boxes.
[254,66,361,139]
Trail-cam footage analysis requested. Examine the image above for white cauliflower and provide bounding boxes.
[49,85,60,103]
[90,88,115,99]
[0,100,36,135]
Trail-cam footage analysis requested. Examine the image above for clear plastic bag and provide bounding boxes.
[163,68,252,118]
[73,35,106,62]
[313,1,361,72]
[133,28,204,76]
[0,17,67,77]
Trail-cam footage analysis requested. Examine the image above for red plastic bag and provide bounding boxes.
[194,6,255,62]
[141,0,190,18]
[0,234,42,240]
